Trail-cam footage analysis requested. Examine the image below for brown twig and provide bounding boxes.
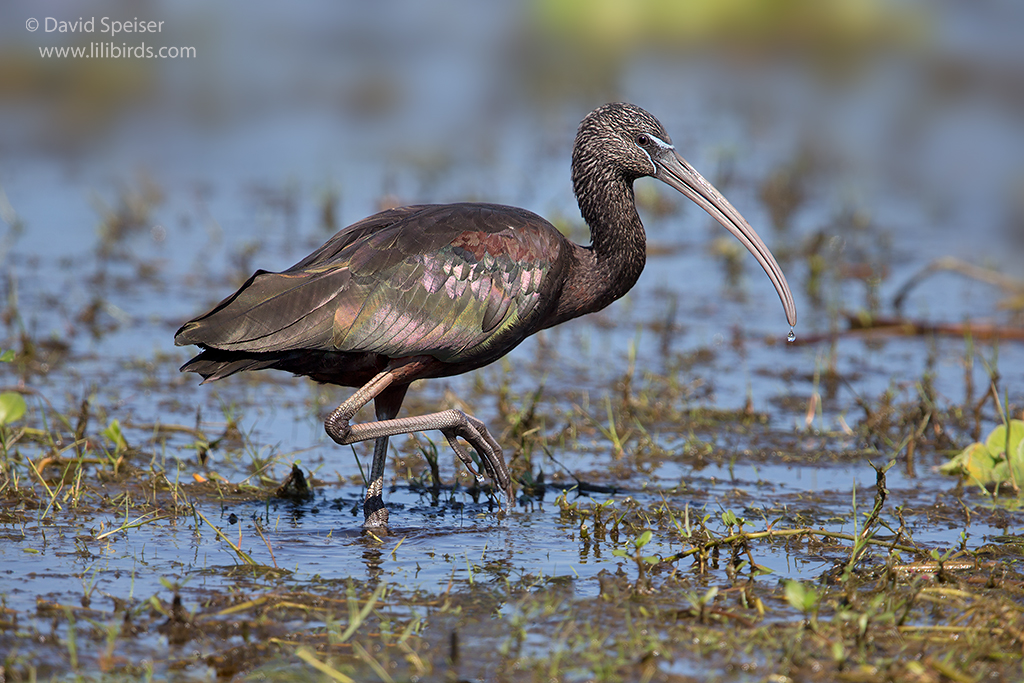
[664,526,919,565]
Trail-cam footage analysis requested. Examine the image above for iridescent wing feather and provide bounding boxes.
[174,203,567,365]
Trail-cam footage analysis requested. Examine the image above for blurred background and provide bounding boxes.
[0,0,1022,427]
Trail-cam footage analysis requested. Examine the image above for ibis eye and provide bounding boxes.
[636,134,650,146]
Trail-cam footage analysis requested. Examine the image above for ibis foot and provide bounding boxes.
[363,497,389,529]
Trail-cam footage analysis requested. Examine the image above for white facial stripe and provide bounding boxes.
[638,146,656,174]
[649,134,674,151]
[636,134,673,174]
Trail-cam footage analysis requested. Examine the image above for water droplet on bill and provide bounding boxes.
[787,329,796,343]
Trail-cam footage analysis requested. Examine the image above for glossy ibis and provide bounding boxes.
[175,103,797,528]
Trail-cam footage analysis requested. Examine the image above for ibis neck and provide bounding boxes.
[580,174,647,300]
[545,173,647,328]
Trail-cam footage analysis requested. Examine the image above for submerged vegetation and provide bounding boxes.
[0,147,1022,680]
[0,133,1021,680]
[1,276,1023,680]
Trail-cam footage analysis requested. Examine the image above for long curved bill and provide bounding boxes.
[653,149,798,328]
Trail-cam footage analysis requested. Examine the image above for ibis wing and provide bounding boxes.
[174,206,430,353]
[175,204,567,364]
[173,267,352,352]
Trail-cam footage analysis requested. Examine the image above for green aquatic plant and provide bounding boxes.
[0,349,26,428]
[784,580,820,621]
[0,391,24,427]
[101,418,128,455]
[612,529,660,592]
[940,419,1024,491]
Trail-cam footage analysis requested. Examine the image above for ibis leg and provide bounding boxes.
[363,435,390,527]
[362,387,407,528]
[324,366,513,523]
